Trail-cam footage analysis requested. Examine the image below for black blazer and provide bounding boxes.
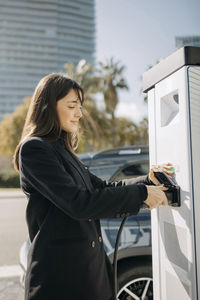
[19,136,150,300]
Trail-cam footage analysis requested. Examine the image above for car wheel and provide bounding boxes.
[117,260,153,300]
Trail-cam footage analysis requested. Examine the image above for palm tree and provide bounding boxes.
[65,60,107,152]
[116,117,140,146]
[98,57,128,146]
[65,59,101,106]
[138,118,148,144]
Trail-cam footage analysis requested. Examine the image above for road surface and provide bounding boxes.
[0,189,27,300]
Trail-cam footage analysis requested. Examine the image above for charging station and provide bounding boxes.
[142,46,200,300]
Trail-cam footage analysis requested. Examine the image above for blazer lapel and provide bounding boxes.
[53,141,93,190]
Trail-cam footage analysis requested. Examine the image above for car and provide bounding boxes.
[19,145,153,299]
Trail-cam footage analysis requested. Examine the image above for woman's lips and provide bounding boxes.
[71,121,78,125]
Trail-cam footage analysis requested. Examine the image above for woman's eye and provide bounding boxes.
[67,105,83,110]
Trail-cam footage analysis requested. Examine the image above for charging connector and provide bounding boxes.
[153,171,181,207]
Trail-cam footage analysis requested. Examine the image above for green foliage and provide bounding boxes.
[98,57,129,146]
[0,168,20,188]
[65,59,103,103]
[138,118,149,144]
[0,97,30,156]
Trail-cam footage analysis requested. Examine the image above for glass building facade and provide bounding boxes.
[0,0,95,120]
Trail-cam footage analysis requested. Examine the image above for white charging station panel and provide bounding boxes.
[143,47,200,300]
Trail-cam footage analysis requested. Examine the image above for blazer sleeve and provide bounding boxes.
[88,171,154,189]
[19,138,148,220]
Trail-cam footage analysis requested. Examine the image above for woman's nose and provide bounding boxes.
[75,106,82,118]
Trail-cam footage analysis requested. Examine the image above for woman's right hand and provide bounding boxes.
[144,185,168,210]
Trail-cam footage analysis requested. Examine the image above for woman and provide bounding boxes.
[14,73,171,300]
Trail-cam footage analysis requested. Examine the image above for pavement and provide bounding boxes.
[0,189,24,199]
[0,277,24,300]
[0,189,27,299]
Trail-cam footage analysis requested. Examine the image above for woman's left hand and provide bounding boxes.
[149,162,175,185]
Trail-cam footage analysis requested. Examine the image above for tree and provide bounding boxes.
[0,58,146,158]
[65,59,102,105]
[65,60,108,151]
[138,118,148,144]
[98,57,128,147]
[0,97,30,156]
[115,117,140,146]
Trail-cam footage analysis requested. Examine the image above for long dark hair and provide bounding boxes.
[14,73,84,171]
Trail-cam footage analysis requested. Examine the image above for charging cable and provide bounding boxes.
[113,216,128,300]
[112,203,149,299]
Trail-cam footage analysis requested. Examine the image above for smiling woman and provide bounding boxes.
[13,73,84,169]
[56,89,83,134]
[13,73,169,300]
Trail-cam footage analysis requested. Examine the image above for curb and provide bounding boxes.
[0,265,22,278]
[0,190,25,199]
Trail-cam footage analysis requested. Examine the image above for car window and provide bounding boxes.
[89,166,120,181]
[112,162,149,181]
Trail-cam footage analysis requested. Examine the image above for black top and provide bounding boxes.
[142,46,200,93]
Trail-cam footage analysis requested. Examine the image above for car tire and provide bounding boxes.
[117,259,153,299]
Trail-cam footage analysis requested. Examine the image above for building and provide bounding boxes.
[175,36,200,49]
[0,0,95,120]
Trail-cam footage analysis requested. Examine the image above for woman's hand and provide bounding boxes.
[144,185,168,210]
[149,162,174,185]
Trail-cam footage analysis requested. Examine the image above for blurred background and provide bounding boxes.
[0,0,199,298]
[0,0,200,188]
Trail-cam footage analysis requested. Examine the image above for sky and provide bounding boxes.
[96,0,200,123]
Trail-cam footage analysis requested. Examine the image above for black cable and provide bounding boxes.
[113,216,128,300]
[112,204,149,300]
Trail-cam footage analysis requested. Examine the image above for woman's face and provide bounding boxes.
[56,89,83,133]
